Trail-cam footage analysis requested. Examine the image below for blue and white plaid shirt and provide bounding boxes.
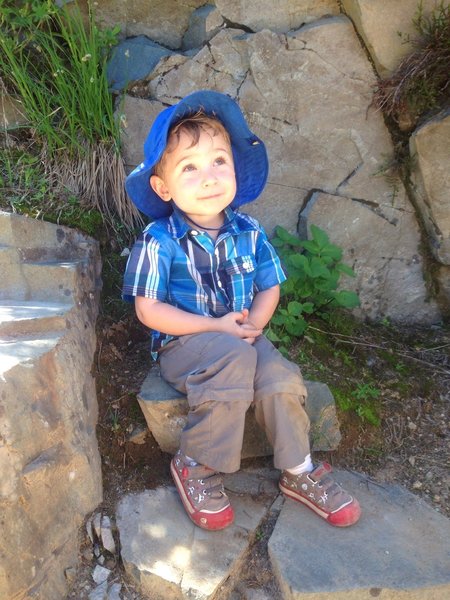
[123,206,287,356]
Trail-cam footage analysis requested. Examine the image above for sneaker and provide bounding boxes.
[170,452,234,531]
[279,463,361,527]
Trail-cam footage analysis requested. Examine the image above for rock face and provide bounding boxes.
[120,16,440,323]
[342,0,442,77]
[409,110,450,265]
[0,212,103,600]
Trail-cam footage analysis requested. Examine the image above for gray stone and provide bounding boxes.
[182,4,224,50]
[116,481,275,600]
[137,365,341,457]
[107,583,122,600]
[107,36,174,91]
[101,515,116,554]
[269,470,450,599]
[76,0,205,49]
[299,191,441,323]
[342,0,442,77]
[0,212,102,600]
[214,0,339,33]
[93,565,112,585]
[409,110,450,265]
[0,93,28,130]
[89,581,109,600]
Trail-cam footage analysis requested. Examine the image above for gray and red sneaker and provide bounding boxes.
[170,451,234,531]
[279,462,361,527]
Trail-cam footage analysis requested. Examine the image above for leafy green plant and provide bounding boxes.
[266,225,359,354]
[332,383,381,427]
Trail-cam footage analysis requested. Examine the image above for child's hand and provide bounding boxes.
[218,310,262,342]
[239,308,260,345]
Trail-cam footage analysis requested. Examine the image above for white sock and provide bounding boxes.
[285,454,313,475]
[184,454,198,466]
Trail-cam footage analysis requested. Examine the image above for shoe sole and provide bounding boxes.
[279,482,361,527]
[171,459,234,531]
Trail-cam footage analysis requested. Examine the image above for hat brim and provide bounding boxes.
[125,90,268,219]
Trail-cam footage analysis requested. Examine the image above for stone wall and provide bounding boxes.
[94,0,449,322]
[0,212,103,600]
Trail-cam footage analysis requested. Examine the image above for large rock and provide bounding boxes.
[76,0,205,49]
[121,16,438,322]
[182,4,224,50]
[342,0,442,77]
[214,0,339,32]
[269,470,450,599]
[0,212,102,600]
[137,366,342,458]
[298,191,440,323]
[409,110,450,265]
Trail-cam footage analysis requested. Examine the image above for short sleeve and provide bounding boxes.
[122,231,171,303]
[253,228,287,292]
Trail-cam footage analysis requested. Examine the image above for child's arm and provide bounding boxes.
[247,285,280,330]
[135,296,262,340]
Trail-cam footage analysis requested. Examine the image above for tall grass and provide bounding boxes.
[0,0,142,232]
[373,2,450,129]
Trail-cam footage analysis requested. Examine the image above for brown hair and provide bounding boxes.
[152,111,231,177]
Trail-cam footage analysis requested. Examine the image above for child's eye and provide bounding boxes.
[214,156,227,166]
[182,163,196,172]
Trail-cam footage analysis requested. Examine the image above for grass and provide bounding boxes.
[0,0,142,233]
[373,2,450,128]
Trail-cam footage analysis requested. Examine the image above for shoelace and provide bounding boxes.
[182,465,225,498]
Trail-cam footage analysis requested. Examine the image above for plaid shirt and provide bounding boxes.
[123,206,287,356]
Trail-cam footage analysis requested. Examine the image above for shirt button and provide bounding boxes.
[242,261,250,270]
[191,230,198,236]
[217,281,223,288]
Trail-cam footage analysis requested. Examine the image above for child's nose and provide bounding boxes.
[202,168,218,187]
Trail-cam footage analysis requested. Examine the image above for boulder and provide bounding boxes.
[120,16,438,322]
[214,0,339,32]
[76,0,205,49]
[299,191,440,323]
[107,36,174,91]
[342,0,443,77]
[409,110,450,265]
[0,212,102,600]
[182,4,224,50]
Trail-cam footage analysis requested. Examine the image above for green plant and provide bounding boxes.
[333,383,381,427]
[266,225,359,354]
[0,0,141,231]
[373,1,450,127]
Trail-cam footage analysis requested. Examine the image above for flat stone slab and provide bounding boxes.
[0,300,71,336]
[137,366,341,458]
[116,469,279,600]
[269,470,450,599]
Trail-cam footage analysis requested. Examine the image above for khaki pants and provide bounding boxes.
[159,333,310,473]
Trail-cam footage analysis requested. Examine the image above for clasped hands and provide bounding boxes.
[217,308,261,344]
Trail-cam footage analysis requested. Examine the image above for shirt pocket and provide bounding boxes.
[221,255,257,309]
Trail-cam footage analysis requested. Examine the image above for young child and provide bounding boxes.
[123,90,361,531]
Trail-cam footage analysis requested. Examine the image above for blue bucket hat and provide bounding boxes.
[125,90,268,219]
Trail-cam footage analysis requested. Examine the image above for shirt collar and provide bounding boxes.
[167,205,257,239]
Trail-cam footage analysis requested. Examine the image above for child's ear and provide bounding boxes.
[150,175,171,202]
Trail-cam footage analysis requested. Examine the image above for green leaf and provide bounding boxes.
[301,240,319,254]
[288,301,303,316]
[266,329,281,342]
[310,256,330,278]
[336,263,356,277]
[332,290,360,308]
[310,224,329,248]
[289,254,308,270]
[301,302,315,314]
[286,319,308,337]
[274,226,302,246]
[320,244,342,261]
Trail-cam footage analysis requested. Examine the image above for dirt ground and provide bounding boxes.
[67,310,450,599]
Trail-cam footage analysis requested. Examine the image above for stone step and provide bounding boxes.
[0,300,72,336]
[268,470,450,599]
[137,366,341,459]
[0,329,64,378]
[115,468,450,600]
[116,468,280,600]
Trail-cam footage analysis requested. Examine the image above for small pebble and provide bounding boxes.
[412,481,423,489]
[92,565,111,585]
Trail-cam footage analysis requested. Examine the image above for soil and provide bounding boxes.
[67,310,450,600]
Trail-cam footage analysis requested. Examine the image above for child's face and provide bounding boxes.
[150,127,237,227]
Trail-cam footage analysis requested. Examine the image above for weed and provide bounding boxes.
[0,0,142,232]
[373,2,450,128]
[266,225,359,354]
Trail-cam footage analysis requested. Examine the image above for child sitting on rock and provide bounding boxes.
[122,89,361,531]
